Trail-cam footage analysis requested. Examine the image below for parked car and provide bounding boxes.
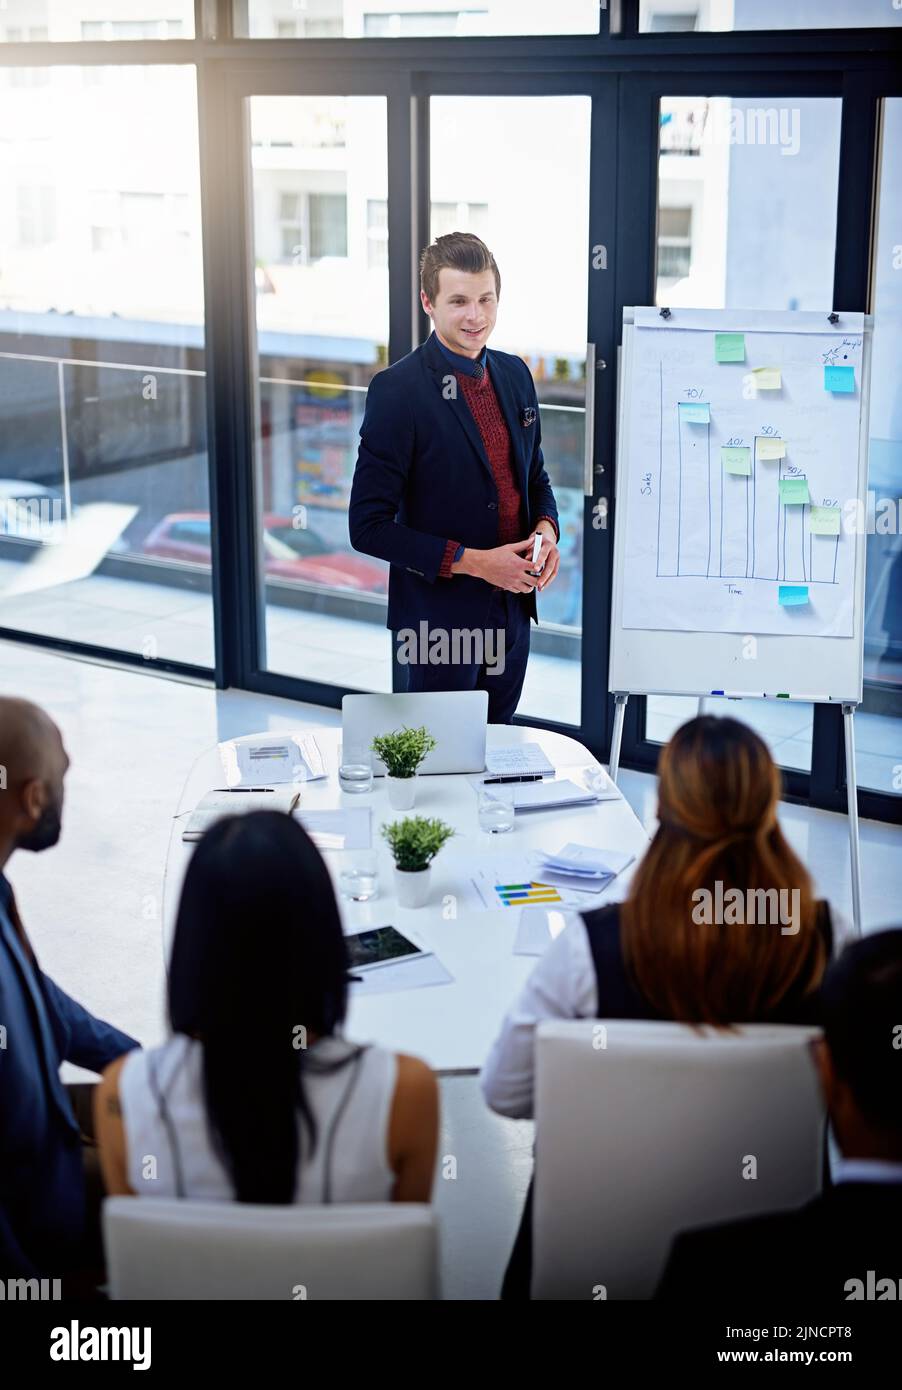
[142,512,387,595]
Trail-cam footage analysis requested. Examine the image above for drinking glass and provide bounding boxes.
[338,850,379,902]
[337,742,373,794]
[478,785,515,834]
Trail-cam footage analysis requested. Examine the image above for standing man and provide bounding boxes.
[349,232,560,723]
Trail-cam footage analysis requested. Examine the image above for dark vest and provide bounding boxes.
[582,900,834,1025]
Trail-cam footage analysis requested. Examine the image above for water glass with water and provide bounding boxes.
[338,849,379,902]
[478,784,515,834]
[338,742,373,794]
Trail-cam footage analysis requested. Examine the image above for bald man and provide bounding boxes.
[0,697,138,1284]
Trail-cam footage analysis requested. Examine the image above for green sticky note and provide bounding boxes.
[715,333,745,363]
[722,446,751,475]
[755,436,786,461]
[679,401,711,424]
[752,367,782,390]
[824,364,855,393]
[809,505,841,535]
[779,585,809,607]
[779,477,810,505]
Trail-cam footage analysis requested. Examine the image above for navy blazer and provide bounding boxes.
[0,872,139,1276]
[349,332,559,632]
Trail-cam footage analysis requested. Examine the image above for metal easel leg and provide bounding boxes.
[608,693,629,785]
[842,702,863,939]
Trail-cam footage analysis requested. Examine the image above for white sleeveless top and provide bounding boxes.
[118,1033,398,1203]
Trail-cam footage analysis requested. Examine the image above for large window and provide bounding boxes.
[429,94,591,727]
[244,0,601,38]
[0,2,194,41]
[0,13,896,821]
[640,0,902,31]
[857,97,902,798]
[249,94,392,692]
[0,65,210,667]
[647,94,843,772]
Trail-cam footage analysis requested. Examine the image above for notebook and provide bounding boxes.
[180,786,300,842]
[510,779,599,812]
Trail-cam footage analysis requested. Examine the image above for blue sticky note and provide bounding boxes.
[779,585,809,607]
[824,364,855,393]
[679,401,711,424]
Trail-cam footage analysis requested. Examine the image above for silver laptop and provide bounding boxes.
[341,691,488,776]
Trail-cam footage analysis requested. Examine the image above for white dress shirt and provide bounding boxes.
[480,902,855,1122]
[831,1158,902,1185]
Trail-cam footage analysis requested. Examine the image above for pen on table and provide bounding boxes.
[483,774,544,784]
[212,786,277,792]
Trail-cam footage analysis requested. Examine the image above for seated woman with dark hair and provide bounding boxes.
[94,811,438,1205]
[482,715,854,1296]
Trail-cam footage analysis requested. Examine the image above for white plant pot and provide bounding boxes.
[394,865,431,908]
[387,774,417,810]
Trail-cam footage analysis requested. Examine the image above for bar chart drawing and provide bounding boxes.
[623,319,863,638]
[654,378,841,589]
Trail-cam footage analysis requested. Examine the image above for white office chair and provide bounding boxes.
[103,1199,439,1300]
[532,1020,824,1300]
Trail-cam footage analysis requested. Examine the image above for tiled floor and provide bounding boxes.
[0,639,900,1298]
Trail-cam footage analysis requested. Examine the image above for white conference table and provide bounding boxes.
[163,725,650,1075]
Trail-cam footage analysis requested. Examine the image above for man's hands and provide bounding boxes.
[451,522,560,594]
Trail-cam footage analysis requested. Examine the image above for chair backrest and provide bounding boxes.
[103,1199,439,1300]
[532,1019,824,1300]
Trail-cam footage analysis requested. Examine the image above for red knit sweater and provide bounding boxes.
[438,361,557,578]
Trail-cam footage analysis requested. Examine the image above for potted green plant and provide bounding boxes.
[371,725,437,810]
[381,815,455,908]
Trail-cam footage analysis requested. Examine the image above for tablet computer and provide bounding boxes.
[346,925,427,973]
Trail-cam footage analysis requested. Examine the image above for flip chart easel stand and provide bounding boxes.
[607,692,863,938]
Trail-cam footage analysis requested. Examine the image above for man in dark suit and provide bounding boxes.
[349,232,560,723]
[0,697,139,1285]
[657,929,902,1303]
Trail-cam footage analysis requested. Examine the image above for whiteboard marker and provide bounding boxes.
[777,693,838,702]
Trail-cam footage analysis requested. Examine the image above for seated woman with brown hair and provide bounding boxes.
[481,714,853,1295]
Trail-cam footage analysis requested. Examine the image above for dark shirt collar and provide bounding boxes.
[432,331,487,377]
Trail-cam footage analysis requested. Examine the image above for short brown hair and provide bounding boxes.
[419,232,500,306]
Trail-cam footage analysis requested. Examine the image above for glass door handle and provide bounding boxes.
[583,340,597,497]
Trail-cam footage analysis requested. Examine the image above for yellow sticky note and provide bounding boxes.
[755,437,786,461]
[809,505,841,536]
[752,367,782,391]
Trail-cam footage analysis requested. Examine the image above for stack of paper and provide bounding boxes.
[218,732,326,788]
[509,779,598,811]
[296,807,371,851]
[534,843,635,893]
